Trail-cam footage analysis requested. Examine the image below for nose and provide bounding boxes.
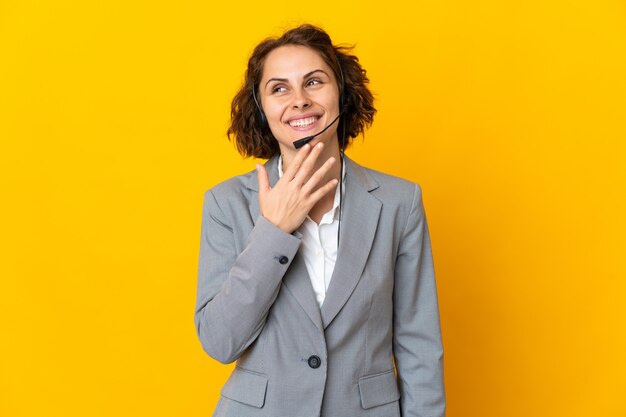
[292,87,311,109]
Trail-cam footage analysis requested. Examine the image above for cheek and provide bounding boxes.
[263,103,293,141]
[265,111,285,136]
[322,92,341,112]
[262,100,284,124]
[267,122,283,140]
[263,110,289,143]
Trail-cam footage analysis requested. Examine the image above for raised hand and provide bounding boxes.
[256,143,338,234]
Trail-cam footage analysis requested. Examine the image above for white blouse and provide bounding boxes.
[277,155,345,307]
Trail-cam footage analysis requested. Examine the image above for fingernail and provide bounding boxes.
[317,143,323,149]
[256,164,261,170]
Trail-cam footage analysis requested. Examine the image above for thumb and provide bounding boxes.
[256,163,270,195]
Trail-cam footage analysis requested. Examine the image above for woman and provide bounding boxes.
[194,24,445,417]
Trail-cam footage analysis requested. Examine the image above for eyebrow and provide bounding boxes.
[264,69,329,87]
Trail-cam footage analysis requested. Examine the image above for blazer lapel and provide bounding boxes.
[244,158,275,222]
[245,156,324,332]
[282,254,324,332]
[321,156,381,329]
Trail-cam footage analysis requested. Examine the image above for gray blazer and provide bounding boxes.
[195,156,445,417]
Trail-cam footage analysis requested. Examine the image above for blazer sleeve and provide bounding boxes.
[393,184,446,417]
[194,189,301,364]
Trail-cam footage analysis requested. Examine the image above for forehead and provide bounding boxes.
[261,45,332,81]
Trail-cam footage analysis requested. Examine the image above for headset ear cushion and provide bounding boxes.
[341,86,352,109]
[251,84,267,126]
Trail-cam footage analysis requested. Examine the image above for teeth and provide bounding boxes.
[288,117,317,127]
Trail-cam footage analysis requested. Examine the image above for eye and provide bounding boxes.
[270,84,287,94]
[306,78,322,87]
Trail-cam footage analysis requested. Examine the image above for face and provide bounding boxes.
[259,45,341,155]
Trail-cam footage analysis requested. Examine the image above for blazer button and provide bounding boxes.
[307,355,321,369]
[278,255,289,265]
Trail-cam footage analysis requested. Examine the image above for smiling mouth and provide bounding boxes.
[288,116,318,128]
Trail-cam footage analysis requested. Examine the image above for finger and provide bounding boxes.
[301,156,336,195]
[307,178,339,205]
[292,142,325,185]
[283,143,312,181]
[256,163,271,195]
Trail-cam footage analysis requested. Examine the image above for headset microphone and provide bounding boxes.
[292,111,343,149]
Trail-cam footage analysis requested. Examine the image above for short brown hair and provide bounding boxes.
[227,24,376,159]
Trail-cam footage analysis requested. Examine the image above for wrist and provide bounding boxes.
[262,214,294,234]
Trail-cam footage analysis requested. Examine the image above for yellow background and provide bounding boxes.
[1,1,625,416]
